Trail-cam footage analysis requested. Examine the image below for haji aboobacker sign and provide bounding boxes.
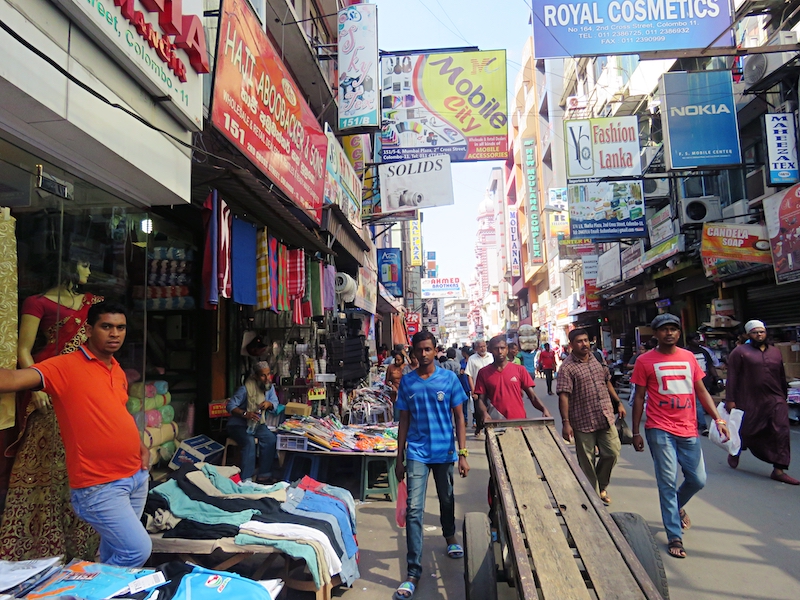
[211,0,327,223]
[532,0,733,58]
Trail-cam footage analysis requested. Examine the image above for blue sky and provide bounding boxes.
[375,0,533,283]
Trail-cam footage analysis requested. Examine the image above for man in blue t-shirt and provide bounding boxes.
[393,331,469,600]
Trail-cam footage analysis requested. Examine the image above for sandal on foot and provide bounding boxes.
[668,538,686,559]
[679,508,691,530]
[393,580,416,600]
[599,490,611,505]
[446,543,464,558]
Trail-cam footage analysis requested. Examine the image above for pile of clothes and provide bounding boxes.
[144,464,358,590]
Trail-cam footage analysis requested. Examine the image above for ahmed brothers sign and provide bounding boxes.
[532,1,733,58]
[53,0,209,130]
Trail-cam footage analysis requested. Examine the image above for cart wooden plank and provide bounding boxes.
[523,425,645,599]
[498,427,592,599]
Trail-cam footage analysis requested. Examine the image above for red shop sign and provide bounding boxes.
[211,0,327,222]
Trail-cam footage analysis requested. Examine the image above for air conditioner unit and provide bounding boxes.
[643,177,670,198]
[743,31,799,87]
[678,196,722,226]
[722,199,754,224]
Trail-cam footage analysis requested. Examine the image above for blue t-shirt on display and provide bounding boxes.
[396,368,467,464]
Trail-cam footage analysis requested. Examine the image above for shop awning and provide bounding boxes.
[192,164,332,256]
[377,283,403,314]
[321,205,369,268]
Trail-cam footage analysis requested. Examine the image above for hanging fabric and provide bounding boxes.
[323,265,336,310]
[277,243,290,312]
[201,191,219,310]
[268,235,280,313]
[256,229,271,310]
[309,261,324,318]
[217,198,232,299]
[0,209,17,429]
[231,218,257,306]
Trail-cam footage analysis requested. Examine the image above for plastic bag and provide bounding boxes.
[709,401,743,456]
[395,480,408,528]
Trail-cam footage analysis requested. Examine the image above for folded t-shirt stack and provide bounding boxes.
[134,247,196,310]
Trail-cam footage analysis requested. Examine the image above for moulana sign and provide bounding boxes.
[532,1,733,58]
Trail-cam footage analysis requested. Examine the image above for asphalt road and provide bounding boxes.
[294,377,800,599]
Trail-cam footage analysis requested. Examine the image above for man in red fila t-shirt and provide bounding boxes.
[631,313,729,560]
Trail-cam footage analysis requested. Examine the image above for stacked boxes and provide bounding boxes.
[776,342,800,380]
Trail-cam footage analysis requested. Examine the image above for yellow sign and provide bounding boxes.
[308,387,326,401]
[548,210,570,239]
[409,218,423,266]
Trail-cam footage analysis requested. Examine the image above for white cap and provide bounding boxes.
[744,319,766,333]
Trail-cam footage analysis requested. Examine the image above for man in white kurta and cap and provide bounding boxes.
[725,320,799,485]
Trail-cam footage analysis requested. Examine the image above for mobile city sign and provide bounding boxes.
[421,277,464,299]
[337,4,381,130]
[531,0,733,59]
[52,0,209,130]
[380,50,508,162]
[211,0,327,223]
[660,70,741,170]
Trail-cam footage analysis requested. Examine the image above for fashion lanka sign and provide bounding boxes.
[379,50,508,163]
[565,116,641,180]
[532,0,733,59]
[337,4,380,130]
[211,0,327,223]
[53,0,208,130]
[660,70,741,170]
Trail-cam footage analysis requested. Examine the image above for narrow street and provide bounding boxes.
[331,379,800,600]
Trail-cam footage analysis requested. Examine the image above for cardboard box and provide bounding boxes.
[285,402,312,417]
[784,363,800,380]
[776,342,800,365]
[168,435,224,470]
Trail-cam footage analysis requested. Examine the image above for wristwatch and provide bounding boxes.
[457,448,469,457]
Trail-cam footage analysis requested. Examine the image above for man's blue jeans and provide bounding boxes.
[70,469,151,567]
[645,428,707,542]
[405,460,456,580]
[227,423,277,480]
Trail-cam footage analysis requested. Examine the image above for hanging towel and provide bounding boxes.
[218,198,232,299]
[287,249,306,299]
[277,243,290,311]
[202,191,219,310]
[231,218,257,305]
[310,261,324,317]
[256,229,271,310]
[323,265,336,310]
[268,235,280,313]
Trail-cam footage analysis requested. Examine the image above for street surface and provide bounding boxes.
[291,377,800,599]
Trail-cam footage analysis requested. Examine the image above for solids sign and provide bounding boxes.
[211,0,327,222]
[532,0,733,59]
[53,0,209,129]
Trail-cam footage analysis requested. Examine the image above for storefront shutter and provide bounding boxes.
[745,281,800,327]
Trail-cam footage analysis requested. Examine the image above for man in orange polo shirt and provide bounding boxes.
[0,301,151,567]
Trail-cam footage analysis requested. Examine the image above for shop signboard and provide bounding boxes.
[764,184,800,284]
[378,155,454,215]
[567,180,646,239]
[406,311,421,341]
[558,238,596,259]
[409,218,423,266]
[642,234,685,268]
[354,265,378,314]
[377,248,403,297]
[700,223,772,264]
[509,208,521,277]
[564,116,641,180]
[531,0,733,59]
[548,210,570,239]
[582,254,601,311]
[337,4,380,130]
[522,138,544,263]
[421,277,463,299]
[324,125,362,228]
[548,255,561,291]
[52,0,208,130]
[547,187,568,211]
[379,50,508,162]
[648,204,675,246]
[621,239,645,279]
[211,0,327,223]
[596,243,622,288]
[661,71,741,170]
[765,113,800,185]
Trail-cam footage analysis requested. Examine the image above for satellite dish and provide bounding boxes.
[743,54,768,86]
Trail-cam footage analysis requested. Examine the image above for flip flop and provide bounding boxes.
[668,538,686,559]
[679,508,691,530]
[599,490,611,505]
[393,580,416,599]
[446,543,464,558]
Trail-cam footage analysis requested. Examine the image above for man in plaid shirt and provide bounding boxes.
[557,328,625,505]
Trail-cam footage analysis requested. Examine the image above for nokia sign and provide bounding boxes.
[661,71,741,170]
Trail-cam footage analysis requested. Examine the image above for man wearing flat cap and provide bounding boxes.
[631,313,729,559]
[725,320,798,485]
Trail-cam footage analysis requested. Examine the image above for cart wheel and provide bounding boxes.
[610,512,670,599]
[463,512,497,600]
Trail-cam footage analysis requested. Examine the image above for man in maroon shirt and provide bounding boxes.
[475,335,551,422]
